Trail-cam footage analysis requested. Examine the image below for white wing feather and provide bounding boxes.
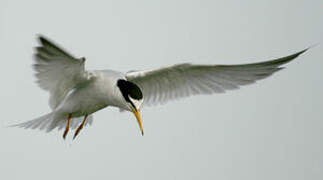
[34,36,95,109]
[126,49,307,106]
[12,36,96,132]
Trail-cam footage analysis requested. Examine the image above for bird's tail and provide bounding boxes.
[10,112,94,132]
[10,112,55,131]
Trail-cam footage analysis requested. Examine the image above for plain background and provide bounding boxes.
[0,0,322,179]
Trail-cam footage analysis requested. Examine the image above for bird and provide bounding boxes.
[12,35,308,139]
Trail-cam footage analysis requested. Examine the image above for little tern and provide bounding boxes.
[13,36,308,139]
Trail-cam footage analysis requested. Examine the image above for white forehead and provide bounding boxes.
[129,96,143,110]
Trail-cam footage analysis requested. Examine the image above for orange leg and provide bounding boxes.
[62,114,71,139]
[73,114,88,140]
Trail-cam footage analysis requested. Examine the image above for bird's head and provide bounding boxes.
[117,79,144,135]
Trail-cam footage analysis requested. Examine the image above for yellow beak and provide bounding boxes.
[132,109,144,136]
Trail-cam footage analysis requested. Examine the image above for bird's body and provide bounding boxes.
[12,36,308,139]
[19,70,132,133]
[58,70,126,117]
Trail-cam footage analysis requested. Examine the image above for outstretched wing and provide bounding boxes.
[34,36,95,109]
[126,49,307,106]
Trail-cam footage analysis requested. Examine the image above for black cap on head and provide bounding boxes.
[117,79,143,109]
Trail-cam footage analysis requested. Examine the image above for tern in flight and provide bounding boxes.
[12,36,308,139]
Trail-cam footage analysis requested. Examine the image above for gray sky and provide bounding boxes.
[0,0,322,179]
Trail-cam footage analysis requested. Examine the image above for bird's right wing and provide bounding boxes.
[126,49,307,106]
[34,36,95,109]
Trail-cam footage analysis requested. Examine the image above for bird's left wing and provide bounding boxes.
[34,36,95,109]
[126,49,307,106]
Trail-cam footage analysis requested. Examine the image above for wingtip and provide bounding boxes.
[37,34,50,45]
[291,47,311,60]
[298,43,319,55]
[297,47,310,55]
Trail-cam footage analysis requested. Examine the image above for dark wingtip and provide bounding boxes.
[37,35,52,46]
[275,47,310,65]
[36,34,47,44]
[296,47,310,56]
[34,34,76,59]
[289,47,310,60]
[36,34,59,49]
